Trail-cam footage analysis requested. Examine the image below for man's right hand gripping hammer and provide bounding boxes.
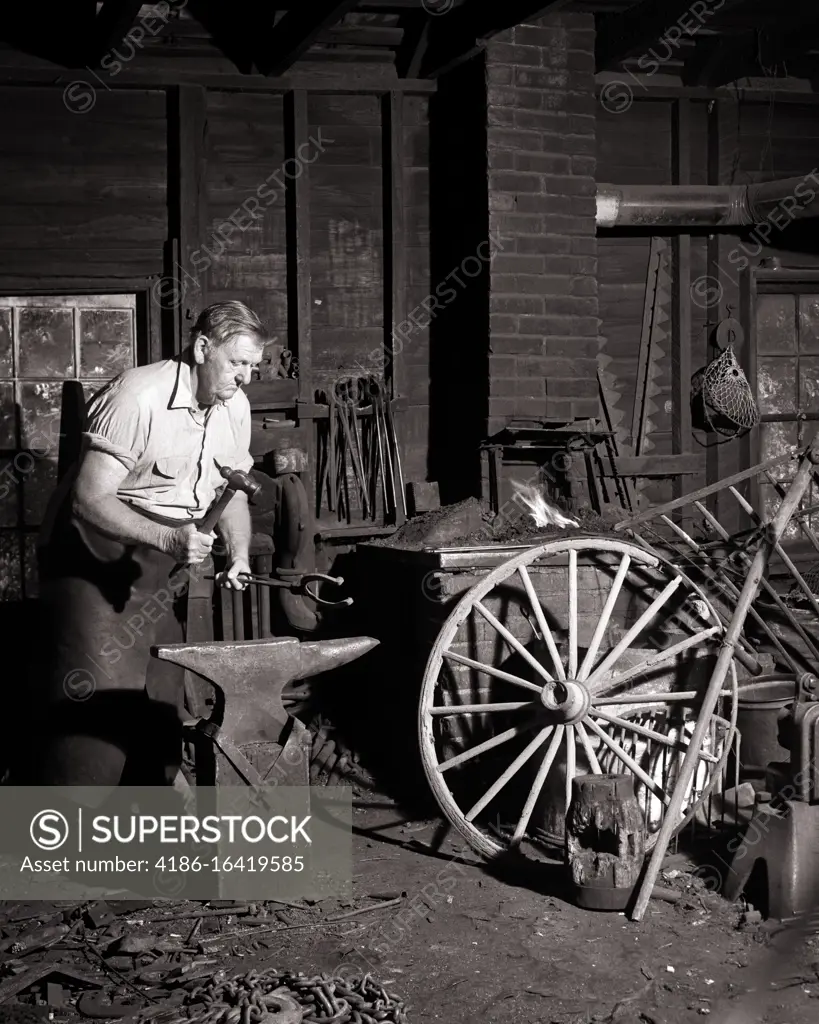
[167,466,261,573]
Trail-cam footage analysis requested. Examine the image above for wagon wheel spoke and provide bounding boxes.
[568,549,578,678]
[584,717,670,807]
[585,577,683,688]
[511,725,566,844]
[474,600,553,684]
[443,650,543,694]
[429,701,533,716]
[577,554,631,682]
[465,726,553,822]
[595,690,732,705]
[596,627,720,690]
[437,721,538,773]
[565,724,576,812]
[572,720,601,774]
[517,565,565,680]
[591,707,719,764]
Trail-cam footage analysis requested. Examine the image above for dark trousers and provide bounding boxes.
[22,511,190,787]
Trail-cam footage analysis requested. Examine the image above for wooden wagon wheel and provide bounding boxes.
[418,536,738,859]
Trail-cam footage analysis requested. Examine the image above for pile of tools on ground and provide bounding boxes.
[0,897,409,1022]
[316,375,405,524]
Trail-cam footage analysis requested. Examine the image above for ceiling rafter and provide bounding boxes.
[88,0,146,66]
[419,0,573,78]
[257,0,362,76]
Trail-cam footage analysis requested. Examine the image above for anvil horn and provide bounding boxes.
[151,635,379,689]
[294,637,380,681]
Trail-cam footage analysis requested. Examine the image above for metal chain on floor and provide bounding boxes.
[147,968,408,1024]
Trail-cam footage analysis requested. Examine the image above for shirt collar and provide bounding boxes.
[169,353,196,411]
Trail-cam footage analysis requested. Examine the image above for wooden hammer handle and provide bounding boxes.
[198,486,235,534]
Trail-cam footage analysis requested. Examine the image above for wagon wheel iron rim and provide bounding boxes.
[417,535,739,860]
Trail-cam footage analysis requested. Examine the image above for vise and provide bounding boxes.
[723,672,819,918]
[151,635,378,788]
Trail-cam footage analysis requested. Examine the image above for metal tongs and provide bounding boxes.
[233,569,353,607]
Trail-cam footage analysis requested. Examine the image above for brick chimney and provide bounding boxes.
[484,11,600,435]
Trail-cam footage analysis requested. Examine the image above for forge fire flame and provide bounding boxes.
[513,482,579,529]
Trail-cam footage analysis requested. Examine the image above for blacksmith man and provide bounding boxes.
[25,301,266,788]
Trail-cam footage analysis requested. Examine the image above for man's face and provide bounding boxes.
[195,332,264,406]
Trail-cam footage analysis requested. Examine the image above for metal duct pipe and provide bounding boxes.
[597,175,819,229]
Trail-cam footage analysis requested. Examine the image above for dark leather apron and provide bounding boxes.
[23,490,193,788]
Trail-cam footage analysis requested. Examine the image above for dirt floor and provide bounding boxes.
[1,801,818,1024]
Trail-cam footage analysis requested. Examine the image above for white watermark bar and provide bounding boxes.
[0,786,351,902]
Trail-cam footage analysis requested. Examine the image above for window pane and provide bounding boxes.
[23,457,58,527]
[0,458,18,527]
[760,421,798,479]
[799,294,819,353]
[0,532,21,600]
[757,294,796,354]
[80,309,133,377]
[757,356,797,414]
[0,382,15,448]
[18,307,74,378]
[19,382,63,451]
[800,358,819,413]
[0,308,11,376]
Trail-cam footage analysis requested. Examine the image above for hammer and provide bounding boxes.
[172,466,261,574]
[199,465,261,535]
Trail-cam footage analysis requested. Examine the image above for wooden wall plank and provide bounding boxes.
[204,90,287,341]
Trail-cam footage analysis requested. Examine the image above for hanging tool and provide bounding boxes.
[383,384,406,520]
[334,376,370,519]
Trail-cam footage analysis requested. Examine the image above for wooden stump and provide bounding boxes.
[566,773,646,911]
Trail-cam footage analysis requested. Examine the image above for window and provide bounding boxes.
[0,295,137,599]
[755,290,819,539]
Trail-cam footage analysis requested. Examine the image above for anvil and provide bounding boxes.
[151,636,378,787]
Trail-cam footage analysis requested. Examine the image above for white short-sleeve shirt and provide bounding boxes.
[81,355,254,521]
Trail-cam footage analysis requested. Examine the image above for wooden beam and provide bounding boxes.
[596,0,722,71]
[258,0,361,76]
[600,454,702,478]
[89,0,145,65]
[395,12,431,79]
[420,0,573,78]
[671,98,692,502]
[0,64,438,92]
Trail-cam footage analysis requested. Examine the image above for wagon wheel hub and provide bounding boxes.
[540,679,590,724]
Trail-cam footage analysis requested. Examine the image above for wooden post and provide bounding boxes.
[705,99,722,518]
[671,99,692,505]
[382,90,406,400]
[286,90,313,400]
[631,436,819,921]
[285,90,315,498]
[169,85,208,354]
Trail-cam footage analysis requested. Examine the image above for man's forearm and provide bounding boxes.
[217,494,252,562]
[73,494,174,553]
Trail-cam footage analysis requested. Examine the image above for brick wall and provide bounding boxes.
[485,12,600,434]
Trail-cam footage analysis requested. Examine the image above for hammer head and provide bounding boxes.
[220,466,262,501]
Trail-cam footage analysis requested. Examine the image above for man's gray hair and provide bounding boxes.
[190,301,267,348]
